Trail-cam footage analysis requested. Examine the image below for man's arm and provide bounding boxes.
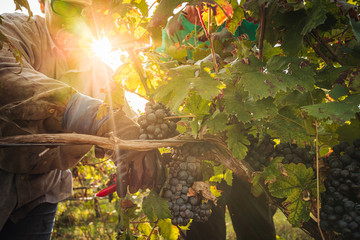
[0,13,93,174]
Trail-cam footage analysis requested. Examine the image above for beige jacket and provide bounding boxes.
[0,13,134,229]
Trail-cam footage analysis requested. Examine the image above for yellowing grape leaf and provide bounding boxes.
[214,0,234,26]
[158,219,180,240]
[226,5,244,34]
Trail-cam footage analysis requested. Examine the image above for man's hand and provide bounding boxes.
[115,150,165,197]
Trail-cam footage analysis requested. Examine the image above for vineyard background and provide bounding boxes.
[1,0,360,239]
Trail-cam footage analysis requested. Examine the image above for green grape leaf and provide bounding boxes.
[262,41,283,62]
[166,46,188,61]
[266,56,315,93]
[268,163,316,227]
[206,111,229,134]
[261,156,283,183]
[133,0,148,17]
[154,76,191,111]
[189,120,199,137]
[224,169,233,186]
[315,66,352,89]
[301,1,327,35]
[302,94,360,123]
[274,10,306,56]
[349,74,360,94]
[154,65,221,111]
[226,124,249,160]
[193,47,211,62]
[183,94,210,120]
[223,84,252,123]
[329,84,349,100]
[251,157,282,197]
[275,89,325,109]
[241,72,280,99]
[193,72,223,101]
[267,107,313,144]
[142,191,172,222]
[349,16,360,42]
[336,118,360,144]
[158,219,180,240]
[251,97,277,120]
[237,56,315,100]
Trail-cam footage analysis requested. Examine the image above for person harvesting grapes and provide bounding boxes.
[0,0,163,238]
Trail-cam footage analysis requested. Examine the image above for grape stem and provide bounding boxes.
[147,221,157,240]
[258,3,265,62]
[311,92,326,240]
[196,5,218,73]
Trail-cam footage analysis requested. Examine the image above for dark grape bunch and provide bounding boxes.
[244,134,315,171]
[137,102,179,139]
[320,139,360,240]
[161,143,212,226]
[274,142,314,169]
[244,134,276,171]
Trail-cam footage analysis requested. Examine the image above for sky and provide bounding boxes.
[0,0,44,16]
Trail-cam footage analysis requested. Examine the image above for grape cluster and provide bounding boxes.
[274,142,314,169]
[161,143,212,226]
[138,102,179,139]
[244,134,276,171]
[244,134,315,171]
[320,139,360,240]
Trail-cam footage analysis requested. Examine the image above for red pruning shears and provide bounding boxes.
[96,174,116,197]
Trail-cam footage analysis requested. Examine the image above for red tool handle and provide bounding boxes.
[96,184,116,197]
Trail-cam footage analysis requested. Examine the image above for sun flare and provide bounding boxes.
[91,36,112,60]
[91,37,147,113]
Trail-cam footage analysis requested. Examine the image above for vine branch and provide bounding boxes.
[0,133,195,151]
[305,35,330,64]
[147,221,157,240]
[196,6,218,73]
[258,3,266,62]
[312,30,343,65]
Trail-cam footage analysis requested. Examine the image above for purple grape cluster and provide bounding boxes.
[274,142,314,168]
[161,143,212,226]
[320,139,360,240]
[244,134,276,170]
[138,102,179,139]
[244,134,315,171]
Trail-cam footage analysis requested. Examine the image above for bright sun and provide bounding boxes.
[91,36,112,63]
[91,36,148,114]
